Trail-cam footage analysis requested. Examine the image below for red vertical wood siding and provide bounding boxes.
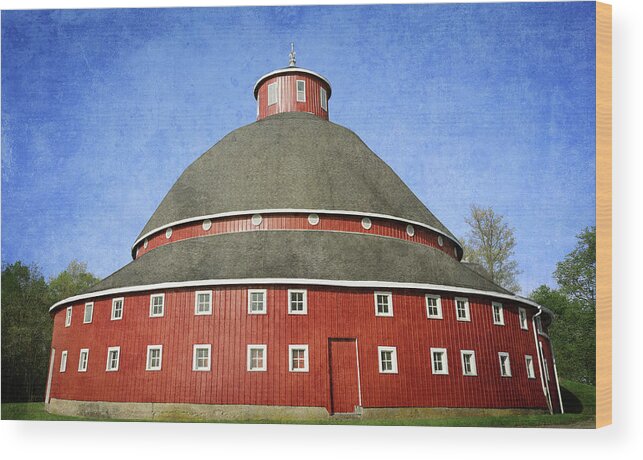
[329,339,360,413]
[49,287,557,413]
[256,72,330,121]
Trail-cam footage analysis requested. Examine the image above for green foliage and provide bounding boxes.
[1,260,99,402]
[554,226,596,311]
[462,205,521,292]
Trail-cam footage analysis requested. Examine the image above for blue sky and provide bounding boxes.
[1,3,596,294]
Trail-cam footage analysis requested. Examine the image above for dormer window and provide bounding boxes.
[320,87,328,111]
[296,80,306,102]
[268,82,278,106]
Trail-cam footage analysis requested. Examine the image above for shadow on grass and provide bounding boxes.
[560,385,584,414]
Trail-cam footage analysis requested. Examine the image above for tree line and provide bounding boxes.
[1,260,99,402]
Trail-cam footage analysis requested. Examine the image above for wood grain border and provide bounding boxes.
[595,1,612,428]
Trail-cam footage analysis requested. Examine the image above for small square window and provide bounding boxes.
[460,350,477,376]
[455,297,471,322]
[60,350,68,373]
[492,302,504,325]
[289,345,309,372]
[106,346,120,371]
[193,344,211,371]
[431,348,449,375]
[518,307,528,330]
[78,348,89,372]
[288,289,307,315]
[296,80,306,102]
[378,346,398,374]
[425,294,443,319]
[374,292,393,317]
[65,306,72,327]
[83,302,93,324]
[247,344,267,371]
[498,352,512,377]
[320,87,328,111]
[150,294,165,317]
[194,290,212,315]
[525,355,536,379]
[111,298,124,320]
[268,82,278,105]
[248,289,267,314]
[146,345,163,371]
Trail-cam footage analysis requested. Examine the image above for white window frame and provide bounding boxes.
[288,289,308,315]
[248,289,267,315]
[374,291,393,317]
[267,82,278,106]
[78,348,89,372]
[194,290,213,316]
[83,302,94,324]
[525,354,536,379]
[296,79,306,102]
[498,352,512,377]
[192,344,211,371]
[455,297,471,322]
[247,344,267,372]
[378,346,398,374]
[105,346,120,372]
[535,316,544,334]
[65,306,72,327]
[111,297,124,321]
[425,294,443,319]
[430,347,449,375]
[460,350,477,376]
[288,345,309,372]
[149,293,165,318]
[60,350,68,372]
[320,87,328,111]
[146,345,163,371]
[518,307,528,330]
[492,301,505,325]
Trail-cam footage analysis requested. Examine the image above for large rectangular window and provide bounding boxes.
[289,345,309,372]
[60,350,68,372]
[460,350,477,376]
[374,292,393,317]
[455,297,471,321]
[192,344,211,371]
[492,302,504,325]
[150,294,165,317]
[288,289,307,315]
[431,348,449,375]
[378,346,398,374]
[296,80,306,102]
[425,294,443,319]
[106,346,120,372]
[111,297,124,320]
[498,352,512,377]
[320,87,328,111]
[267,82,278,105]
[248,289,267,314]
[65,306,72,327]
[518,307,528,330]
[247,344,267,371]
[194,290,212,315]
[525,355,536,379]
[78,348,89,372]
[83,302,94,324]
[146,345,163,371]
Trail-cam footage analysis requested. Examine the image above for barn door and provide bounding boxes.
[329,338,361,414]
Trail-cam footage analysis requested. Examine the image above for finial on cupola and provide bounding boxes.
[289,42,296,67]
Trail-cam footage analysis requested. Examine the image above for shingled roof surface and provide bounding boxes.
[137,112,459,244]
[89,231,510,296]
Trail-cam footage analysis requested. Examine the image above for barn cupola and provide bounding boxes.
[254,44,332,121]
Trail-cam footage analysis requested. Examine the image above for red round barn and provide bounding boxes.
[46,49,563,419]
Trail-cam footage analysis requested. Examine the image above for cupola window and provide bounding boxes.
[268,82,278,106]
[320,87,328,111]
[296,80,306,102]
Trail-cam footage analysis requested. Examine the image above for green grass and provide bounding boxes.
[1,379,595,428]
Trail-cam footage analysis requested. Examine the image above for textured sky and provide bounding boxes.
[1,2,596,294]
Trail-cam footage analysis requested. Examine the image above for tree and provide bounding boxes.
[554,227,596,312]
[48,260,100,304]
[462,205,521,292]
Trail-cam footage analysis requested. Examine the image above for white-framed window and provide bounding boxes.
[378,346,398,374]
[374,291,393,317]
[78,348,89,372]
[60,350,68,372]
[460,350,477,376]
[146,345,163,371]
[425,294,443,319]
[248,289,267,314]
[430,347,449,375]
[320,87,328,111]
[192,344,211,371]
[492,301,504,325]
[149,293,165,317]
[498,352,512,377]
[518,307,528,330]
[543,357,550,382]
[296,80,306,102]
[267,82,278,105]
[65,306,72,327]
[288,289,307,315]
[106,346,120,371]
[535,316,543,334]
[525,355,536,379]
[194,290,212,315]
[111,297,124,320]
[455,297,471,322]
[83,302,94,324]
[247,344,267,371]
[289,345,309,372]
